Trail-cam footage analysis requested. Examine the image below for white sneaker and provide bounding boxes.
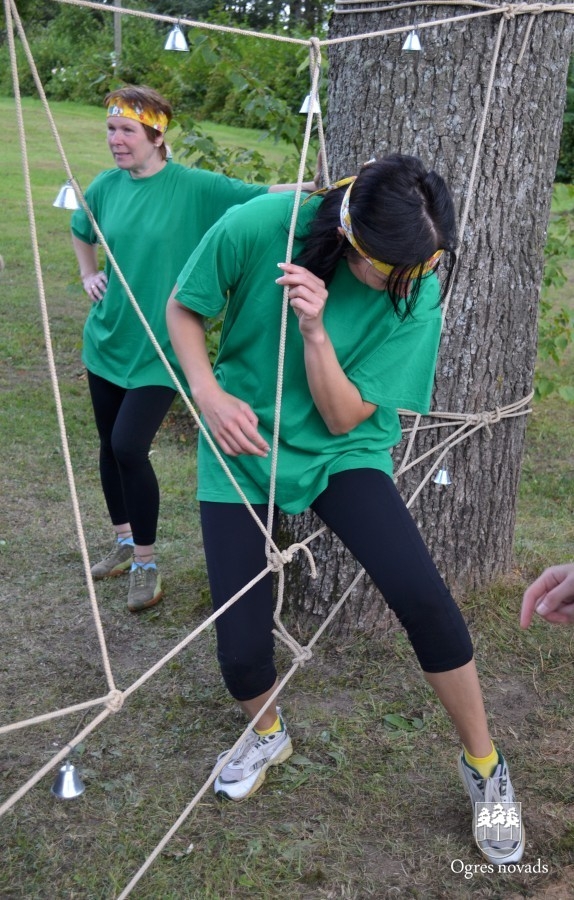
[458,750,525,865]
[213,712,293,802]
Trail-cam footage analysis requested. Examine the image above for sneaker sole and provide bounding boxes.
[215,739,293,802]
[127,589,164,613]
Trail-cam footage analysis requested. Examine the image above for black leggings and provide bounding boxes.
[87,371,176,546]
[200,468,473,701]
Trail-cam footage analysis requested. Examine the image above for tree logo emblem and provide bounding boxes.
[474,802,522,850]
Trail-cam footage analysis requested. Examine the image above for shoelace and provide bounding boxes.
[132,565,153,586]
[231,730,280,767]
[485,774,509,803]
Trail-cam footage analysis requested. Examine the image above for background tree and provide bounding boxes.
[281,1,574,636]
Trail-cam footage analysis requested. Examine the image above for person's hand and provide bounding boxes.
[276,262,328,340]
[201,387,270,458]
[82,271,107,302]
[520,563,574,627]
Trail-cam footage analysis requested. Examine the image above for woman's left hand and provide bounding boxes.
[276,262,328,340]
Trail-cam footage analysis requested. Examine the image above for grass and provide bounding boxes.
[2,94,574,899]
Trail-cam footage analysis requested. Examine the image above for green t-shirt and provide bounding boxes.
[176,192,443,514]
[71,163,268,389]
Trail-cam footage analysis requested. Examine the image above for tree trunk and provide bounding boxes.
[281,1,574,636]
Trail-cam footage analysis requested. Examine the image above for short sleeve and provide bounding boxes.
[175,214,240,319]
[349,286,443,414]
[71,186,96,244]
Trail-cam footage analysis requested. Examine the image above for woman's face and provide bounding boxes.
[107,117,163,178]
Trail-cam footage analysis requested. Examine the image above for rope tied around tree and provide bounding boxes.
[467,406,503,436]
[503,2,547,19]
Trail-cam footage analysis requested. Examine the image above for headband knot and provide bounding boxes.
[106,98,168,134]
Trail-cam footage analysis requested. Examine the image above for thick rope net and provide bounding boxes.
[3,0,559,892]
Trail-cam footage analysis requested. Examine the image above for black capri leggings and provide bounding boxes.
[87,371,176,546]
[200,468,473,701]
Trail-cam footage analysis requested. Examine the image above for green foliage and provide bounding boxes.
[536,182,574,402]
[1,1,323,114]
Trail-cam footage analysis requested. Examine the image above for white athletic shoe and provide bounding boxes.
[213,712,293,802]
[458,750,525,865]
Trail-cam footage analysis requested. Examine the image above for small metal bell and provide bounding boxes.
[402,30,422,52]
[433,468,452,486]
[53,181,80,210]
[164,25,189,51]
[51,761,85,799]
[299,94,321,115]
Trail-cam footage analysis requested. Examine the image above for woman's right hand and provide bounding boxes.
[201,388,270,458]
[82,271,108,302]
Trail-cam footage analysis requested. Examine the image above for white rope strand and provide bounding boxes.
[3,0,549,893]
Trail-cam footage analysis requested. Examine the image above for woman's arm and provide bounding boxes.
[72,234,107,301]
[276,262,377,434]
[166,291,270,458]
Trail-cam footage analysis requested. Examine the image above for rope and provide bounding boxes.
[6,0,118,697]
[442,13,506,319]
[3,0,553,893]
[9,0,290,565]
[265,38,323,555]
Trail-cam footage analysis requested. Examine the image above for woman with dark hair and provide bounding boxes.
[166,155,524,864]
[71,84,317,612]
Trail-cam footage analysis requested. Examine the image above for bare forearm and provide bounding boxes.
[72,235,99,279]
[303,332,375,434]
[276,261,376,434]
[166,292,270,458]
[269,180,316,193]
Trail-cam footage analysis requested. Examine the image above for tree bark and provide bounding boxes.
[281,1,574,636]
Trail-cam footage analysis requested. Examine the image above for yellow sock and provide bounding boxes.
[255,715,280,736]
[463,742,499,778]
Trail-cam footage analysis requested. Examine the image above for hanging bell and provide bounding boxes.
[164,24,189,52]
[53,181,80,210]
[402,30,422,52]
[433,468,452,486]
[51,761,85,799]
[299,94,321,115]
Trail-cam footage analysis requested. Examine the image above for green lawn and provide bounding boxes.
[1,94,574,900]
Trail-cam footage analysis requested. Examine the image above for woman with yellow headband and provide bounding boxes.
[71,84,318,612]
[166,154,523,866]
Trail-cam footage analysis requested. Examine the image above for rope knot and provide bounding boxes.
[105,689,124,713]
[467,406,503,437]
[309,35,321,55]
[293,645,313,665]
[267,542,317,578]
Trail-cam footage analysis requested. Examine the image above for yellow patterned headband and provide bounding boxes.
[106,98,169,135]
[339,178,443,277]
